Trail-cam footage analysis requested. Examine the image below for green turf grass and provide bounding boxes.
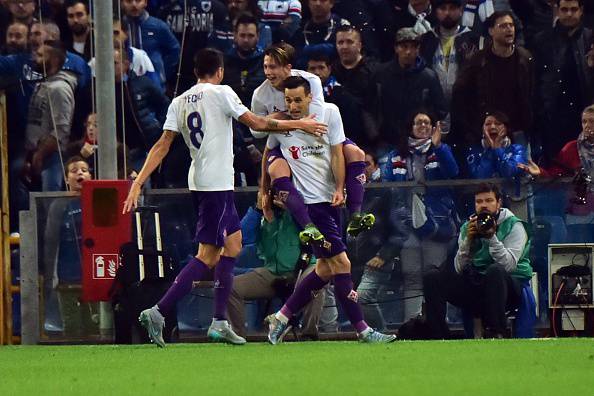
[1,339,593,395]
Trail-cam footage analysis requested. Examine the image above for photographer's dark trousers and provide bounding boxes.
[423,262,522,338]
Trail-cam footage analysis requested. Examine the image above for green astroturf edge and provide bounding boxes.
[1,339,593,396]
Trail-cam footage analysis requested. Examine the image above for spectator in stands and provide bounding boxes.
[6,0,37,27]
[43,155,97,336]
[292,0,350,66]
[222,13,266,106]
[2,20,28,54]
[63,0,92,61]
[332,25,379,147]
[365,151,382,183]
[121,0,180,91]
[306,52,362,144]
[331,0,379,59]
[519,105,594,212]
[420,0,480,104]
[257,0,302,43]
[227,191,325,339]
[113,46,170,174]
[531,0,594,162]
[381,110,459,322]
[423,182,533,339]
[156,0,229,94]
[466,112,528,179]
[25,40,77,192]
[65,112,136,180]
[371,28,448,146]
[452,11,534,148]
[225,0,272,49]
[510,0,554,48]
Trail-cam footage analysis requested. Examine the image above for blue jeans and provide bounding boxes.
[41,151,64,191]
[357,260,394,331]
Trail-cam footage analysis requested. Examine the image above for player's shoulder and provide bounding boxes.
[252,79,272,98]
[323,102,341,118]
[291,69,321,84]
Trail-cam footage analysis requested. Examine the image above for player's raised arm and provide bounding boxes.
[122,130,176,213]
[238,111,327,136]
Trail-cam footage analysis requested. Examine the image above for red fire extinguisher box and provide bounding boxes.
[81,180,132,301]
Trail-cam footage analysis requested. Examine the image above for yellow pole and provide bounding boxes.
[0,90,12,345]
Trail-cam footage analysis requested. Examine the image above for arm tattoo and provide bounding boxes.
[266,119,279,130]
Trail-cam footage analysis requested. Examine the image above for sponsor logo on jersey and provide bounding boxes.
[288,146,301,159]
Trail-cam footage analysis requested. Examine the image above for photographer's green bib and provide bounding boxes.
[460,216,532,280]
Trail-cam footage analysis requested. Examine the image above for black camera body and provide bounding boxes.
[475,212,496,237]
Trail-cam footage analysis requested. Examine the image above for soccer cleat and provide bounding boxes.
[207,320,247,345]
[347,212,376,237]
[299,224,326,248]
[139,307,166,348]
[265,314,292,345]
[358,329,397,344]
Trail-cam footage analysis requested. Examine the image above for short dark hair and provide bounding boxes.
[336,24,361,38]
[264,42,295,67]
[283,76,311,95]
[485,10,515,29]
[307,52,331,66]
[64,155,89,176]
[193,48,224,78]
[233,13,259,32]
[484,111,510,130]
[555,0,584,6]
[43,39,67,68]
[474,182,502,201]
[65,0,89,13]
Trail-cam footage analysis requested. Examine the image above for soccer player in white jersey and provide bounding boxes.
[263,76,396,344]
[122,48,327,347]
[251,43,375,248]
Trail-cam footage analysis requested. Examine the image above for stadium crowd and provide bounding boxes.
[2,0,594,338]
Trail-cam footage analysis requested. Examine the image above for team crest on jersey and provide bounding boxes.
[347,290,358,303]
[288,146,301,159]
[276,190,289,202]
[356,174,366,185]
[201,1,212,12]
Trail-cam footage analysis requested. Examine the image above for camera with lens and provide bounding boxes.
[475,212,496,237]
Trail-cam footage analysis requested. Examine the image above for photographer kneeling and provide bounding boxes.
[423,183,533,338]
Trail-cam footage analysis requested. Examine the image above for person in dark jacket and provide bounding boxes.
[531,0,594,162]
[420,0,480,105]
[113,46,170,174]
[466,111,528,179]
[222,13,266,106]
[371,28,448,147]
[122,0,181,91]
[381,110,459,321]
[451,11,534,149]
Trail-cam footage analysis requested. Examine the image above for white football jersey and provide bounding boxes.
[266,103,345,204]
[163,83,249,191]
[251,69,325,138]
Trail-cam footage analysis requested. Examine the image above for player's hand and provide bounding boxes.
[517,159,541,177]
[122,181,142,214]
[331,189,345,207]
[299,114,328,137]
[431,121,442,148]
[467,216,479,240]
[366,256,385,269]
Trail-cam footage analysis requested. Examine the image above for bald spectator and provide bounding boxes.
[2,21,28,54]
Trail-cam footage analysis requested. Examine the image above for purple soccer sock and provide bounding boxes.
[334,273,370,333]
[280,270,329,318]
[345,161,366,216]
[157,257,210,314]
[213,256,236,320]
[272,176,312,229]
